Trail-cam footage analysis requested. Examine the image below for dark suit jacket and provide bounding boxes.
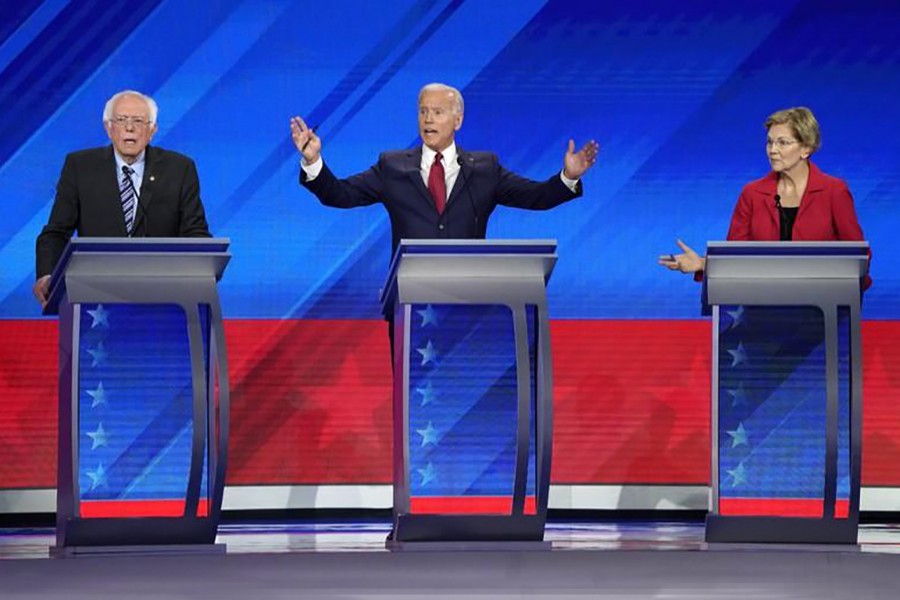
[300,147,582,250]
[36,145,211,276]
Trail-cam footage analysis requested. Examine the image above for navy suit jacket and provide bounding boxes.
[36,145,211,277]
[300,147,582,251]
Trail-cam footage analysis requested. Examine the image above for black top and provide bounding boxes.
[779,206,799,241]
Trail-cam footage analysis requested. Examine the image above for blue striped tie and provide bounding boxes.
[119,165,138,234]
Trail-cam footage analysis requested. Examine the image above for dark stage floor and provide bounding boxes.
[2,520,900,598]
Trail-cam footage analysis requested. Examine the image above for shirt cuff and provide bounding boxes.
[302,156,324,181]
[560,170,579,193]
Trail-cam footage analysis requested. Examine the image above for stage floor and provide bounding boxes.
[2,520,900,598]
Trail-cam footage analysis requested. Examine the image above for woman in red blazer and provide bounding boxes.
[660,106,870,287]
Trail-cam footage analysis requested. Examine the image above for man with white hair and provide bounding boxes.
[33,90,211,306]
[291,82,599,251]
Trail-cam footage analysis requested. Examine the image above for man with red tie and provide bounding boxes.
[291,83,599,252]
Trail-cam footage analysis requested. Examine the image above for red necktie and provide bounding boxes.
[428,152,446,214]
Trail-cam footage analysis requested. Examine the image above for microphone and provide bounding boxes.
[456,155,479,232]
[773,193,788,240]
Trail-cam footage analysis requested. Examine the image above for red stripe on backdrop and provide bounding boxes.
[718,498,850,519]
[2,320,900,489]
[410,496,537,515]
[80,499,209,518]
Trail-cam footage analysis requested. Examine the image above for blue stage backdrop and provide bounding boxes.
[1,1,899,505]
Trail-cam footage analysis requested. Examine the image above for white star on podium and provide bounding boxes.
[417,462,437,487]
[417,421,439,447]
[87,423,109,450]
[726,383,749,408]
[726,463,747,487]
[86,342,108,367]
[726,422,749,448]
[417,340,438,366]
[725,305,745,330]
[86,304,110,328]
[86,462,108,491]
[417,305,438,327]
[727,342,748,367]
[86,382,108,408]
[415,381,437,406]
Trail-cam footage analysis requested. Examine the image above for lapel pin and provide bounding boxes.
[149,175,155,182]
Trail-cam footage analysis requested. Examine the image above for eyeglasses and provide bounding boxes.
[110,115,151,128]
[766,138,799,150]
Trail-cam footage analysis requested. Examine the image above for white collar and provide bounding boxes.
[422,142,457,166]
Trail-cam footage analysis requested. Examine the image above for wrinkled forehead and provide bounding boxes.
[418,90,457,110]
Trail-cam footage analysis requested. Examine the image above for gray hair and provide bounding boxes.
[419,83,464,115]
[102,90,159,124]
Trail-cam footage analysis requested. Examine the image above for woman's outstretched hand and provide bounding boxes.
[658,239,705,274]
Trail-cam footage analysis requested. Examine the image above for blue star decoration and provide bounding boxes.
[726,462,747,488]
[86,304,110,328]
[416,305,439,327]
[86,342,108,367]
[417,340,438,366]
[86,382,108,408]
[727,341,749,367]
[415,381,437,407]
[726,383,749,408]
[726,422,749,448]
[417,421,439,447]
[87,423,109,450]
[725,305,745,330]
[417,462,437,487]
[86,462,108,491]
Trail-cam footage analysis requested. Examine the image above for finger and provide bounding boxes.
[676,239,693,254]
[567,139,575,155]
[292,116,309,131]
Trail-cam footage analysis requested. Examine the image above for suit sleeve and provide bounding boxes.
[35,155,79,277]
[177,159,211,237]
[494,159,581,210]
[300,159,384,209]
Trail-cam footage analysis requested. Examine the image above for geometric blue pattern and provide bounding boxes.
[407,303,536,501]
[78,303,208,502]
[717,305,850,501]
[1,1,899,321]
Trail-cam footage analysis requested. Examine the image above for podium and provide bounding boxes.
[380,239,557,545]
[44,238,231,553]
[702,241,869,544]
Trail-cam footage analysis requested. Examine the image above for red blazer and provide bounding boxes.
[697,162,871,287]
[726,161,866,243]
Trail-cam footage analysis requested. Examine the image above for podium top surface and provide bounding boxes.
[704,241,869,280]
[702,241,869,313]
[45,237,231,315]
[707,241,869,256]
[380,239,558,308]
